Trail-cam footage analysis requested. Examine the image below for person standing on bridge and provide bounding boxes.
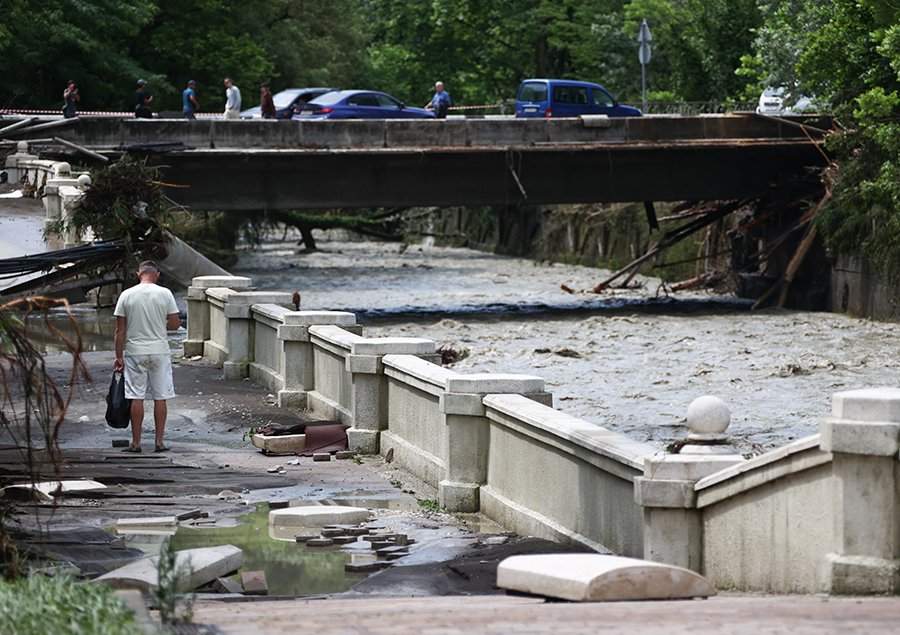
[134,79,153,118]
[62,80,79,118]
[425,81,452,118]
[260,82,276,119]
[113,261,180,453]
[182,80,199,119]
[223,77,241,119]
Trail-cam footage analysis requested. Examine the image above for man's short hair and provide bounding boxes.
[138,260,160,274]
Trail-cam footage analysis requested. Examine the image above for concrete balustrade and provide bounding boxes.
[186,275,900,594]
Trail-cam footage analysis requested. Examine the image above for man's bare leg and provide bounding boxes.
[129,399,144,449]
[154,400,168,450]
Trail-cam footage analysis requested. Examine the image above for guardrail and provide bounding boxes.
[187,273,900,594]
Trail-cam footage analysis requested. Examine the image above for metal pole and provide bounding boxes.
[642,64,647,114]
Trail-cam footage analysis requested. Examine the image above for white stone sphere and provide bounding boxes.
[77,174,92,188]
[686,395,731,435]
[54,162,71,176]
[16,141,28,153]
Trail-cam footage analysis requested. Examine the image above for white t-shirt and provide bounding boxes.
[225,85,241,111]
[113,283,179,355]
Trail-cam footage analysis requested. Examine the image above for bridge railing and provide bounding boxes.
[187,275,900,594]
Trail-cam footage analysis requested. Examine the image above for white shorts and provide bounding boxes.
[224,109,241,119]
[124,354,175,400]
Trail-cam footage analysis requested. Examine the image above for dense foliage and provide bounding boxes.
[2,0,762,110]
[0,575,141,635]
[4,0,900,268]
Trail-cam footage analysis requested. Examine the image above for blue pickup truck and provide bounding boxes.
[515,79,641,118]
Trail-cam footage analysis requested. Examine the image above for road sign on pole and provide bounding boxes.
[638,18,652,113]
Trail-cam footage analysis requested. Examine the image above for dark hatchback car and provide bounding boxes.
[294,90,435,120]
[515,79,641,118]
[241,87,337,119]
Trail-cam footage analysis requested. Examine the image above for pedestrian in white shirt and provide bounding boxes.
[113,260,181,453]
[223,77,241,119]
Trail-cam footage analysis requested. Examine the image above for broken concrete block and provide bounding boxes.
[268,506,369,528]
[345,561,390,573]
[384,551,408,561]
[484,535,509,546]
[211,577,243,594]
[1,480,107,503]
[312,453,331,462]
[116,516,177,529]
[496,554,716,602]
[251,433,306,455]
[306,537,334,547]
[240,570,268,595]
[266,465,284,473]
[335,450,355,460]
[376,545,408,556]
[320,527,347,538]
[95,545,243,593]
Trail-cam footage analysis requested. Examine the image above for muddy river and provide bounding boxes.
[236,236,900,452]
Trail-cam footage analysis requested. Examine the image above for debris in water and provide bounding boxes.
[438,344,470,365]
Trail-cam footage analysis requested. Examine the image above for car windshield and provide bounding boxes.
[273,91,303,108]
[519,82,548,102]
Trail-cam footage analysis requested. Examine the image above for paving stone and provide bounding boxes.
[368,540,391,550]
[95,545,243,592]
[331,535,358,544]
[307,537,334,547]
[176,509,207,521]
[384,551,409,561]
[295,535,313,543]
[251,433,306,455]
[2,479,107,503]
[320,527,347,538]
[344,561,391,573]
[313,453,332,462]
[391,534,410,546]
[269,506,369,528]
[496,554,716,602]
[211,577,243,594]
[111,439,131,448]
[241,570,269,595]
[116,516,177,528]
[335,451,356,460]
[269,500,290,510]
[375,545,409,556]
[484,535,509,546]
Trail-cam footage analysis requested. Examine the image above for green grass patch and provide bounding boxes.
[0,575,141,635]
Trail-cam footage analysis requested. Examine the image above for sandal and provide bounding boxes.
[154,444,170,453]
[122,445,141,453]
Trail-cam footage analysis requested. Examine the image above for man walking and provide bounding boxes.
[224,77,241,119]
[113,261,180,453]
[425,81,452,118]
[134,79,153,118]
[183,80,199,119]
[62,80,80,118]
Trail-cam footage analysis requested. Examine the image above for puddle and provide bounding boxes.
[116,503,366,596]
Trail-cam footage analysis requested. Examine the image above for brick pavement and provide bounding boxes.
[192,594,900,634]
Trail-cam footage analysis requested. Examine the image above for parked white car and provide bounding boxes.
[756,86,818,115]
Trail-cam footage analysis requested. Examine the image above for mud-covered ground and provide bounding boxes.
[236,236,900,451]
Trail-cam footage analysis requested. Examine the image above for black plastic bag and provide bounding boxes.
[105,371,131,429]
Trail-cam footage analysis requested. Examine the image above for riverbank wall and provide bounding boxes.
[186,273,900,595]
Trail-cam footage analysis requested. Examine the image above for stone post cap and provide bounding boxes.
[53,162,71,176]
[76,174,92,188]
[686,395,730,441]
[17,141,28,153]
[832,387,900,422]
[191,275,253,289]
[351,337,435,356]
[446,373,544,394]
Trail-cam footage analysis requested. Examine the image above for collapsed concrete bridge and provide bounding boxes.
[32,114,831,211]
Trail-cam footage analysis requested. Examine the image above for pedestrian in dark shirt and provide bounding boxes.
[260,83,276,119]
[134,79,153,118]
[182,80,199,119]
[425,81,452,118]
[62,80,79,118]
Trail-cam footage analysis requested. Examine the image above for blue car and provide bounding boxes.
[294,90,435,120]
[240,87,337,119]
[515,79,642,118]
